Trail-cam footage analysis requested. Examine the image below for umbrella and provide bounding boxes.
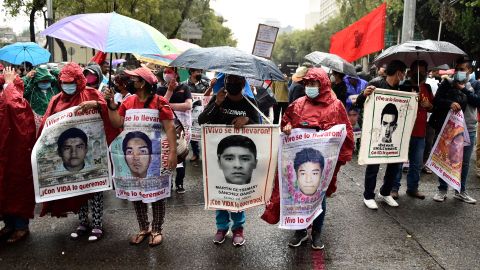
[169,46,284,81]
[112,59,126,67]
[373,40,467,68]
[0,42,51,66]
[42,12,177,55]
[134,39,200,66]
[304,51,357,77]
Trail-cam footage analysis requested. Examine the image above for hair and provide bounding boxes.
[381,103,398,124]
[188,68,202,75]
[217,135,257,159]
[455,56,472,70]
[386,60,407,76]
[332,70,345,79]
[57,128,88,155]
[410,60,428,71]
[122,131,152,155]
[293,148,325,172]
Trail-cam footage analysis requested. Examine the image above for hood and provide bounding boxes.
[33,67,55,84]
[302,67,335,104]
[59,62,87,94]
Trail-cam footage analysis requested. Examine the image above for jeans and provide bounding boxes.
[175,164,186,187]
[364,163,403,199]
[3,215,29,230]
[216,210,245,231]
[393,137,425,192]
[312,197,327,233]
[190,141,200,158]
[438,131,476,192]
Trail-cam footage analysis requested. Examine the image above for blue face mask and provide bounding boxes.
[37,82,51,90]
[305,86,319,99]
[62,83,77,95]
[454,71,468,82]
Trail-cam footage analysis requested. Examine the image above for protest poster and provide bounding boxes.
[358,88,418,165]
[175,110,192,144]
[202,124,279,211]
[191,94,212,142]
[110,109,172,203]
[32,107,111,203]
[425,110,470,192]
[278,125,347,230]
[252,24,279,59]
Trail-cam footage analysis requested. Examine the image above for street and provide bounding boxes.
[1,155,479,270]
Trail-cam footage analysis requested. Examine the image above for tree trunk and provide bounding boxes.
[29,8,37,42]
[55,38,68,61]
[169,0,194,38]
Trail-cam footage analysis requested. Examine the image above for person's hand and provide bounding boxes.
[420,100,433,109]
[167,151,177,170]
[3,66,16,84]
[215,88,227,106]
[26,69,36,78]
[167,78,177,92]
[209,77,217,88]
[363,86,375,97]
[103,86,115,102]
[75,100,99,113]
[283,123,292,135]
[450,102,461,111]
[232,116,249,129]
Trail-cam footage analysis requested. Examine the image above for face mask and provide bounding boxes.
[454,71,468,82]
[225,82,243,95]
[163,73,175,84]
[38,82,51,90]
[195,74,202,81]
[305,86,319,99]
[62,83,77,95]
[86,74,98,85]
[114,84,122,93]
[397,73,406,85]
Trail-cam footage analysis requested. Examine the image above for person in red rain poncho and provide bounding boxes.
[39,62,120,242]
[282,67,354,250]
[0,67,36,244]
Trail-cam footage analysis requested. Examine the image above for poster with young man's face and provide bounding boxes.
[358,88,418,165]
[32,106,111,203]
[202,125,279,211]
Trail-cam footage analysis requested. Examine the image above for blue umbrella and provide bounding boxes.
[0,42,51,66]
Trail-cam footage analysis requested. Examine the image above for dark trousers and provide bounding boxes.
[273,102,289,124]
[175,165,186,187]
[190,140,200,157]
[364,163,402,199]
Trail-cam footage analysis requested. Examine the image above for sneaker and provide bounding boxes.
[232,228,245,246]
[390,190,399,200]
[311,231,324,250]
[378,193,399,207]
[176,185,185,194]
[433,190,447,202]
[288,229,308,247]
[363,198,378,210]
[406,190,426,200]
[213,230,227,244]
[422,166,433,174]
[453,191,477,204]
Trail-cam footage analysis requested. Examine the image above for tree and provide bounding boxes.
[3,0,46,42]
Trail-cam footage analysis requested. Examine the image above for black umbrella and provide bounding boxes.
[373,39,467,68]
[169,46,284,81]
[304,51,357,77]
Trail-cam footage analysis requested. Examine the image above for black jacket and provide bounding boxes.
[428,79,467,132]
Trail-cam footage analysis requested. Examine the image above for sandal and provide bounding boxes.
[88,228,103,242]
[149,232,163,247]
[129,230,150,245]
[6,229,29,244]
[0,226,14,241]
[70,224,90,240]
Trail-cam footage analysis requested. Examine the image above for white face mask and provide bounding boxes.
[163,73,175,84]
[305,86,319,99]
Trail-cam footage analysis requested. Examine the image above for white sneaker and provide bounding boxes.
[453,191,477,204]
[363,198,378,210]
[433,190,447,202]
[378,193,399,207]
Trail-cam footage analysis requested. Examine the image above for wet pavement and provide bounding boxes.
[1,155,480,270]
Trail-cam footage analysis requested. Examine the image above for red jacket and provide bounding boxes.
[0,78,36,219]
[39,63,120,217]
[281,68,354,162]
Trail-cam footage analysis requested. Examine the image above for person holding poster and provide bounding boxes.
[430,57,477,203]
[354,60,408,209]
[38,62,120,242]
[104,67,177,247]
[0,67,36,243]
[391,60,434,200]
[157,67,193,194]
[198,74,260,247]
[281,67,354,250]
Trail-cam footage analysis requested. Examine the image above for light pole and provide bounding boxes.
[46,0,54,62]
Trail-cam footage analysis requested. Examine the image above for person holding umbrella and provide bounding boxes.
[198,74,260,247]
[103,67,177,246]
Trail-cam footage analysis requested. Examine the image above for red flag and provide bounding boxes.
[90,51,107,65]
[329,3,386,62]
